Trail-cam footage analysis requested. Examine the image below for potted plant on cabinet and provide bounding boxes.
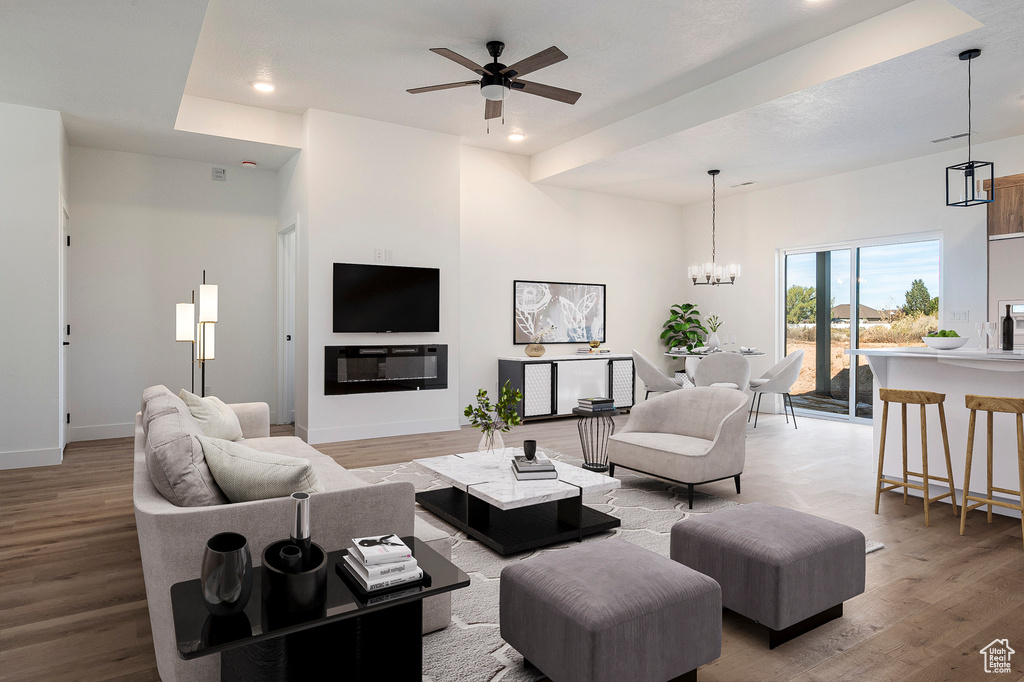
[465,380,524,462]
[661,303,708,354]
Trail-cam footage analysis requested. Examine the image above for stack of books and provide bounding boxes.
[576,347,612,354]
[512,454,556,480]
[577,397,615,414]
[340,534,423,592]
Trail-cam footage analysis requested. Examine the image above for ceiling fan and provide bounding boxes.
[407,41,582,121]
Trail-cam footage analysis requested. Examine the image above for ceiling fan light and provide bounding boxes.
[481,83,509,101]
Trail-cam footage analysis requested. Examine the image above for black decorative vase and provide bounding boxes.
[261,540,328,626]
[201,532,253,617]
[260,492,328,627]
[523,440,537,460]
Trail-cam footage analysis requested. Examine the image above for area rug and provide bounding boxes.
[349,450,880,682]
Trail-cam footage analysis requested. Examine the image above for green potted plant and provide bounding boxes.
[661,303,708,353]
[464,380,524,458]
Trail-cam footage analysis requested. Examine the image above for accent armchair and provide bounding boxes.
[607,387,749,508]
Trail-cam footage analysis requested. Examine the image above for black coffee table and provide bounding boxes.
[171,536,468,681]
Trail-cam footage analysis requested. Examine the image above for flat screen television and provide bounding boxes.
[333,263,440,333]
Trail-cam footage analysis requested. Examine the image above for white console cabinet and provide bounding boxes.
[497,354,635,420]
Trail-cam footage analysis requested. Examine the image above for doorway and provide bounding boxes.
[59,205,70,452]
[278,224,296,425]
[782,234,942,421]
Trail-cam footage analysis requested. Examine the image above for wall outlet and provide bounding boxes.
[374,248,385,263]
[384,249,393,263]
[949,310,969,323]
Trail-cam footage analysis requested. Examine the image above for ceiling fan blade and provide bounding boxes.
[510,79,581,105]
[407,80,479,94]
[429,48,487,76]
[484,99,503,120]
[501,46,567,78]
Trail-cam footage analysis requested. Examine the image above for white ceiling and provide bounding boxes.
[1,0,1022,200]
[184,0,919,157]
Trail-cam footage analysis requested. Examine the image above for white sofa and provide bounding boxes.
[133,386,451,682]
[607,387,749,509]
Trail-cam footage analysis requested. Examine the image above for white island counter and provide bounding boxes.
[847,347,1024,517]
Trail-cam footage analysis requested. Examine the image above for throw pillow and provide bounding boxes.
[179,390,244,441]
[197,435,324,503]
[145,411,228,507]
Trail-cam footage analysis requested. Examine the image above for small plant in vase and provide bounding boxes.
[465,381,524,462]
[705,314,723,349]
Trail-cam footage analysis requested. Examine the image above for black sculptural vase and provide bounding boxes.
[201,532,253,617]
[523,439,537,461]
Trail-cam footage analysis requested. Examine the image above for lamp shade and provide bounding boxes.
[197,322,215,360]
[199,284,218,323]
[176,303,195,342]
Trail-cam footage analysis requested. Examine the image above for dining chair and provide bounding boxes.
[748,350,804,428]
[632,350,687,399]
[693,353,751,392]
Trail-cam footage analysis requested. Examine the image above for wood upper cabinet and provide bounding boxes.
[987,173,1024,237]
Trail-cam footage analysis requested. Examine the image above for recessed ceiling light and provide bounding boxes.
[253,82,275,93]
[508,133,526,142]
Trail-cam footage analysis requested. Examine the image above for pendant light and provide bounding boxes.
[946,48,993,207]
[689,170,740,285]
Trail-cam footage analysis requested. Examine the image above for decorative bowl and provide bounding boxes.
[921,336,968,350]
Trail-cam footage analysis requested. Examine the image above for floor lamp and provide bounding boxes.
[175,271,218,397]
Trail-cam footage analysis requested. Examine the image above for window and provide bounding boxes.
[782,236,941,421]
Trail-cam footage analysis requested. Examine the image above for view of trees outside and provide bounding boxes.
[785,240,941,417]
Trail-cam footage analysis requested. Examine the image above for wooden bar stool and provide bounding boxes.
[959,394,1024,549]
[873,388,958,526]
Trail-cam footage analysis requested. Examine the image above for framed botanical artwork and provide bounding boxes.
[513,280,606,344]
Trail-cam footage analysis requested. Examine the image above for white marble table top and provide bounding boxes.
[413,448,621,511]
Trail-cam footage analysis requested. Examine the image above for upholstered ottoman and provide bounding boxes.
[500,538,722,682]
[670,502,865,649]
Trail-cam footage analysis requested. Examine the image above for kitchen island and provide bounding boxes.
[848,347,1024,517]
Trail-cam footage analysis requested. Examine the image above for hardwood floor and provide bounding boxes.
[2,415,1023,681]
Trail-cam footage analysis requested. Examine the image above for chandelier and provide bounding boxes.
[689,169,740,285]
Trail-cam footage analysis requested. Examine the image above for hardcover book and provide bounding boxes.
[512,468,558,481]
[513,455,555,471]
[349,534,412,566]
[342,552,424,591]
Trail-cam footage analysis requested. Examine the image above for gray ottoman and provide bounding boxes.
[670,502,865,649]
[500,538,721,682]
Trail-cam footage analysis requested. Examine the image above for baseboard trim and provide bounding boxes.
[68,422,135,442]
[306,418,460,445]
[0,447,63,470]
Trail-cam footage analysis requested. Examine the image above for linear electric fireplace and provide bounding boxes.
[324,345,448,395]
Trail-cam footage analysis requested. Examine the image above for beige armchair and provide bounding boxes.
[607,387,749,508]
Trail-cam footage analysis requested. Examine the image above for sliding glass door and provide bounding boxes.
[783,236,940,421]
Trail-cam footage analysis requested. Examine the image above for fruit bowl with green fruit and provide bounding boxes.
[921,329,968,350]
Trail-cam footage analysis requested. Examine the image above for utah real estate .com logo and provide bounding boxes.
[980,639,1015,674]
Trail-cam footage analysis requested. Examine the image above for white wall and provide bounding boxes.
[460,146,689,415]
[296,110,462,444]
[678,135,1024,406]
[67,147,280,439]
[0,103,64,468]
